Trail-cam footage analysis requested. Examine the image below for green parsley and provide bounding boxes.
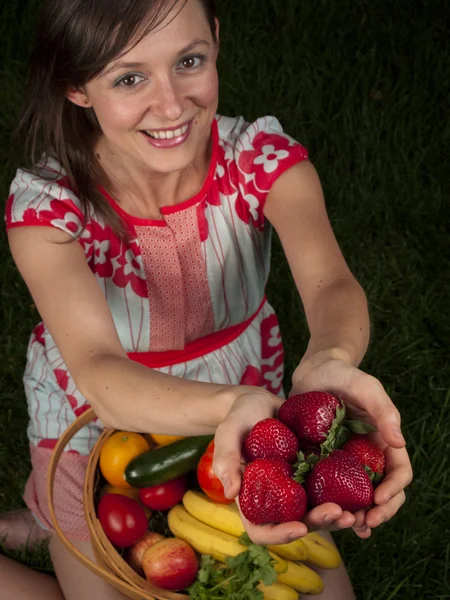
[187,537,278,600]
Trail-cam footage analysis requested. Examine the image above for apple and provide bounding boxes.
[126,531,165,573]
[142,537,199,591]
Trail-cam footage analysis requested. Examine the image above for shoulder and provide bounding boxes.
[214,115,309,225]
[216,114,308,158]
[215,114,308,188]
[5,153,86,237]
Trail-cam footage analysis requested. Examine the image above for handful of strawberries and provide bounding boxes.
[239,391,386,525]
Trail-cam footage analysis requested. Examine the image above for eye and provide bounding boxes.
[114,73,146,88]
[178,54,207,71]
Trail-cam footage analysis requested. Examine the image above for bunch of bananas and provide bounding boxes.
[168,490,342,599]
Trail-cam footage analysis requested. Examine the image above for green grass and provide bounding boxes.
[1,0,449,598]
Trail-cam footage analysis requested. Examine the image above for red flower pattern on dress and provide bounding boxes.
[235,181,265,230]
[85,222,120,278]
[54,369,69,392]
[240,365,262,387]
[33,323,45,346]
[112,241,147,297]
[260,314,284,395]
[215,144,238,197]
[238,133,306,192]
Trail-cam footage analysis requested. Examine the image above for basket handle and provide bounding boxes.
[46,407,155,598]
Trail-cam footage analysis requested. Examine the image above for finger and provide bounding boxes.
[353,510,368,528]
[331,511,356,530]
[373,446,413,505]
[365,491,406,528]
[302,504,343,530]
[352,525,372,539]
[235,498,308,545]
[212,423,246,499]
[350,374,406,448]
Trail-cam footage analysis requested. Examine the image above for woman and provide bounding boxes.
[1,0,412,598]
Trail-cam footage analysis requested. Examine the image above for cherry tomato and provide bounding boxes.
[197,440,234,504]
[97,493,148,548]
[138,475,188,511]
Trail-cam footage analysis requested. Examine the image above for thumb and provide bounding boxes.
[352,375,406,448]
[213,422,245,499]
[372,405,406,448]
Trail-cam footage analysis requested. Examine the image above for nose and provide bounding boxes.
[151,75,184,122]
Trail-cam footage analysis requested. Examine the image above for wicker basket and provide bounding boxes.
[47,408,190,600]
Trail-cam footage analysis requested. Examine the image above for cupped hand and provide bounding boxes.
[290,354,413,538]
[212,389,309,544]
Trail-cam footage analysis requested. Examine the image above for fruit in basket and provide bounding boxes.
[182,490,310,561]
[305,449,374,511]
[167,504,287,573]
[243,418,299,463]
[125,434,213,487]
[151,434,185,446]
[127,531,165,573]
[97,493,148,548]
[197,440,233,504]
[142,537,199,591]
[98,484,152,519]
[138,475,188,511]
[239,458,307,524]
[100,431,150,488]
[301,532,342,569]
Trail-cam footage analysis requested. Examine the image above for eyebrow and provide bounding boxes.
[102,39,210,77]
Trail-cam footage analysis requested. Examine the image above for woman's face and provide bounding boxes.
[69,0,219,175]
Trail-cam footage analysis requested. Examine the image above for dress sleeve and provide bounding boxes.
[5,156,87,243]
[231,116,309,229]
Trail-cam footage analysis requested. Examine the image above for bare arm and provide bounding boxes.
[8,226,270,433]
[264,160,370,382]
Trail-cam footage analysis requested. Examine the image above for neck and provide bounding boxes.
[95,136,211,219]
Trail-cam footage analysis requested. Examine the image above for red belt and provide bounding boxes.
[127,297,266,368]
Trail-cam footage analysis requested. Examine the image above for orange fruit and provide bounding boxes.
[150,434,186,447]
[99,484,152,519]
[99,431,150,488]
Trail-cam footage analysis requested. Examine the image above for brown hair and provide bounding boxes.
[15,0,218,237]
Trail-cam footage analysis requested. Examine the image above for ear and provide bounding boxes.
[66,86,93,108]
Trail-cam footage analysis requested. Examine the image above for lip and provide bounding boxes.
[139,119,194,149]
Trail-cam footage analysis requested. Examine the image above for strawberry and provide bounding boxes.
[243,418,299,463]
[305,450,374,512]
[342,435,386,477]
[278,391,342,450]
[239,458,308,524]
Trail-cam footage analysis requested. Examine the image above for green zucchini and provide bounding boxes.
[125,434,213,487]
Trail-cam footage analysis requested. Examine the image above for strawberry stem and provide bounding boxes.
[293,451,317,483]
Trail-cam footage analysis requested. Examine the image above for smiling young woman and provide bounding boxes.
[1,0,411,598]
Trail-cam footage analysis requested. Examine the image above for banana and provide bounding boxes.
[182,490,309,561]
[302,532,342,569]
[258,581,300,600]
[277,560,324,595]
[167,504,287,574]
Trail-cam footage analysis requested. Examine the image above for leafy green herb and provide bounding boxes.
[187,543,278,600]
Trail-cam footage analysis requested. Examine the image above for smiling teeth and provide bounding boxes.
[146,124,189,139]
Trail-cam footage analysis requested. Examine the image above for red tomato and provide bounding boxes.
[97,493,148,548]
[197,440,233,504]
[138,475,188,511]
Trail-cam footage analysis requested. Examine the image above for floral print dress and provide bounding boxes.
[5,114,308,538]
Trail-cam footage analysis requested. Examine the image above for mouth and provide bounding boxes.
[139,119,194,148]
[143,122,190,140]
